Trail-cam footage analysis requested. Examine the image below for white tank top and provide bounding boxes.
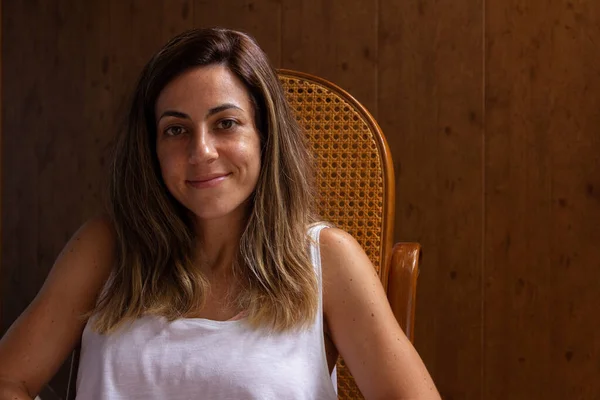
[76,223,338,400]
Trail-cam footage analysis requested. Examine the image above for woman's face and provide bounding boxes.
[155,64,262,222]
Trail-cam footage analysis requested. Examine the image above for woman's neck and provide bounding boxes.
[192,209,248,274]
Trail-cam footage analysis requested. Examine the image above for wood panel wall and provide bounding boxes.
[2,1,599,399]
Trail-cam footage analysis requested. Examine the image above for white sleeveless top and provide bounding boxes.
[76,223,338,400]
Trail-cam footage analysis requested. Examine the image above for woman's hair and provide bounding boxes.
[93,28,318,333]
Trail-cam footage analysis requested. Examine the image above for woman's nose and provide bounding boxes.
[188,129,218,164]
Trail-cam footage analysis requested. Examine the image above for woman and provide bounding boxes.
[0,28,440,399]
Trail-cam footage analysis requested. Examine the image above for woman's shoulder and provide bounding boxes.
[53,214,117,287]
[317,226,378,279]
[80,213,116,238]
[68,214,117,260]
[318,226,364,258]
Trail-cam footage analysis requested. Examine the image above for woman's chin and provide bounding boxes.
[189,204,247,224]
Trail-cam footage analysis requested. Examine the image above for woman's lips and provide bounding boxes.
[186,174,230,189]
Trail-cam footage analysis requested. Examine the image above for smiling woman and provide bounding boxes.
[0,28,440,400]
[154,65,262,224]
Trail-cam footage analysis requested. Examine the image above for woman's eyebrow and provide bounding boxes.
[157,110,190,122]
[206,103,243,117]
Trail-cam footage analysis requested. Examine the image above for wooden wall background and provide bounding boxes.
[2,1,599,399]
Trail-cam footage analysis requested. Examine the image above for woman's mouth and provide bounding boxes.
[186,173,230,189]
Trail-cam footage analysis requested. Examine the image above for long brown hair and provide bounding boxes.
[93,28,318,333]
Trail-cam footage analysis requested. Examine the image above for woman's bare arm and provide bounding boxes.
[0,216,115,399]
[320,227,440,400]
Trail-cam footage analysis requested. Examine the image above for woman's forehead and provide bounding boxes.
[155,65,253,115]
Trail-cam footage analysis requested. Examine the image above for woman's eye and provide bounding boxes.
[217,119,237,130]
[165,126,185,136]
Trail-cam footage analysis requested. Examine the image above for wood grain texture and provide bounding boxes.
[162,0,194,43]
[281,0,378,116]
[110,0,166,125]
[81,0,112,219]
[379,0,484,398]
[547,2,600,386]
[1,0,47,332]
[485,0,600,398]
[194,0,282,66]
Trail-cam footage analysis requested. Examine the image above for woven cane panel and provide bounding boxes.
[279,75,384,272]
[279,73,385,400]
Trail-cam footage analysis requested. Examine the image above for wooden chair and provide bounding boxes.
[56,70,421,400]
[278,69,421,399]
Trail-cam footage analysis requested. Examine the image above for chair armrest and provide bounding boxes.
[386,242,421,343]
